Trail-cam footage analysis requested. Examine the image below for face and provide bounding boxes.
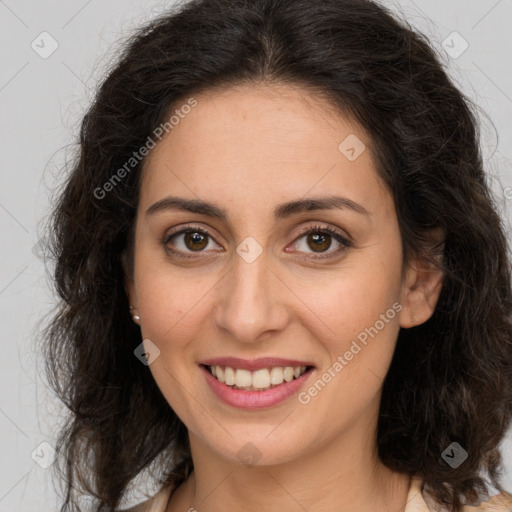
[126,83,442,467]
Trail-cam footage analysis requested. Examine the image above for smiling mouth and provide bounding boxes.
[202,364,314,391]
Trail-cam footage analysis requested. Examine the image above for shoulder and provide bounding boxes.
[409,476,512,512]
[461,490,512,511]
[116,483,173,512]
[117,478,512,512]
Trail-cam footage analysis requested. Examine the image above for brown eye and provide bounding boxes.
[182,231,209,251]
[162,223,351,261]
[292,225,352,260]
[163,226,221,258]
[305,232,331,252]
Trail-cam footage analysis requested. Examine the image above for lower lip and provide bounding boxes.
[200,365,314,410]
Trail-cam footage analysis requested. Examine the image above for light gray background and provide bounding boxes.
[1,0,511,510]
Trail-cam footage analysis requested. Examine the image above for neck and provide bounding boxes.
[168,423,411,512]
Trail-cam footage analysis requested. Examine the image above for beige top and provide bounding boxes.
[119,475,512,512]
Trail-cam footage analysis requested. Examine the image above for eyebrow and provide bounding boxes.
[145,195,370,221]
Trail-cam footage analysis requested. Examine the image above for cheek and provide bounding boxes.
[134,256,216,353]
[299,252,403,406]
[299,272,402,428]
[304,260,401,344]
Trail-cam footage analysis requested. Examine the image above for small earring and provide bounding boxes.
[130,305,140,323]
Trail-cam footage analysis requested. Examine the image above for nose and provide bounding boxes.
[212,247,290,344]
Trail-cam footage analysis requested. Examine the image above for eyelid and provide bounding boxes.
[162,224,221,258]
[162,223,220,245]
[293,223,352,245]
[162,222,352,259]
[288,224,352,260]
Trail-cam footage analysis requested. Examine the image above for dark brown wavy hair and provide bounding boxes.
[41,0,512,510]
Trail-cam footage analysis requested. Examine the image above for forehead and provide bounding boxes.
[139,83,392,222]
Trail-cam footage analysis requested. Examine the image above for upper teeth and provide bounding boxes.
[209,365,307,390]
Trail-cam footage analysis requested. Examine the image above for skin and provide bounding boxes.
[125,82,443,512]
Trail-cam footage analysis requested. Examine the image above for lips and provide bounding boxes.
[199,356,316,409]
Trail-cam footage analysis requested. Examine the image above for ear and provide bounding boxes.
[399,230,444,329]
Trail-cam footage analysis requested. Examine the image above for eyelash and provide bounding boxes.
[162,224,352,260]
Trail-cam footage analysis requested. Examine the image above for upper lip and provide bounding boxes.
[200,357,315,371]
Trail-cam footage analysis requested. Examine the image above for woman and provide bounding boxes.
[42,0,512,511]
